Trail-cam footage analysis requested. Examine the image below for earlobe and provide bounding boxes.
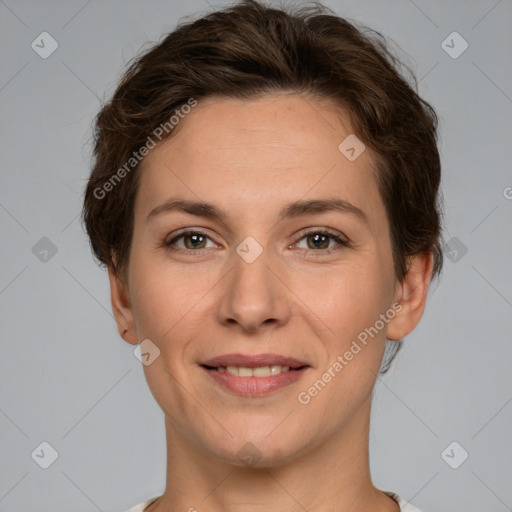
[108,263,138,345]
[386,251,434,341]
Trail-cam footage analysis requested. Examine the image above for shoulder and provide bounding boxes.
[123,496,161,512]
[384,491,424,512]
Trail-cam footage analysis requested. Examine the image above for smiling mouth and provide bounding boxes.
[201,364,308,377]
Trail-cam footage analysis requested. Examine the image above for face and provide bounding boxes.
[111,93,412,467]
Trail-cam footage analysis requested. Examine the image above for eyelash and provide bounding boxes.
[163,229,350,256]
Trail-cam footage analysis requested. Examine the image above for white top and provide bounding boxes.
[125,491,423,511]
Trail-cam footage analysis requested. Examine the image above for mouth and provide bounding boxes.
[201,364,305,377]
[200,353,311,396]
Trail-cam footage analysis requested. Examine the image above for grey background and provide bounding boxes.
[1,0,511,511]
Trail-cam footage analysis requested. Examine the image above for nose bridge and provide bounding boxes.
[216,235,290,331]
[233,237,271,295]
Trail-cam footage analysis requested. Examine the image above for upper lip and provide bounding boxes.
[201,353,309,369]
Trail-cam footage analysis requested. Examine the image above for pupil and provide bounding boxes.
[186,233,205,249]
[309,233,328,249]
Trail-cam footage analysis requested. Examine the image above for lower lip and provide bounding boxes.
[202,367,309,397]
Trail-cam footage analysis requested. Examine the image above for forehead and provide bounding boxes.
[135,94,384,229]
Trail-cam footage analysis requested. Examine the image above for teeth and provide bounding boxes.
[238,367,253,377]
[221,365,290,377]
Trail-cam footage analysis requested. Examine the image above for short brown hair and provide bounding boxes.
[81,0,443,372]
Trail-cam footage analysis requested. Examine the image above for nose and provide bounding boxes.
[215,242,291,333]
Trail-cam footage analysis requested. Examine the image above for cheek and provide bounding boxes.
[301,261,391,334]
[307,264,394,387]
[128,258,207,412]
[128,253,223,369]
[129,276,176,340]
[294,270,391,425]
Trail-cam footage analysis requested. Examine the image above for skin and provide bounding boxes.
[109,93,433,512]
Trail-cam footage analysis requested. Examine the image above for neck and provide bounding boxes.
[147,395,399,512]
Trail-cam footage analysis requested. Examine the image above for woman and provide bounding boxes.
[82,1,443,510]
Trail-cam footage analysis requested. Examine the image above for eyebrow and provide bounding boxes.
[146,198,369,226]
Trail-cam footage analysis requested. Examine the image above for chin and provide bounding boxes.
[202,426,310,469]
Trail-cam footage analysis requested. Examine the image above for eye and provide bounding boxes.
[163,228,350,255]
[164,230,217,251]
[294,229,349,254]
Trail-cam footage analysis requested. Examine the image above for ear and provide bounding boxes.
[108,263,138,345]
[386,251,434,341]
